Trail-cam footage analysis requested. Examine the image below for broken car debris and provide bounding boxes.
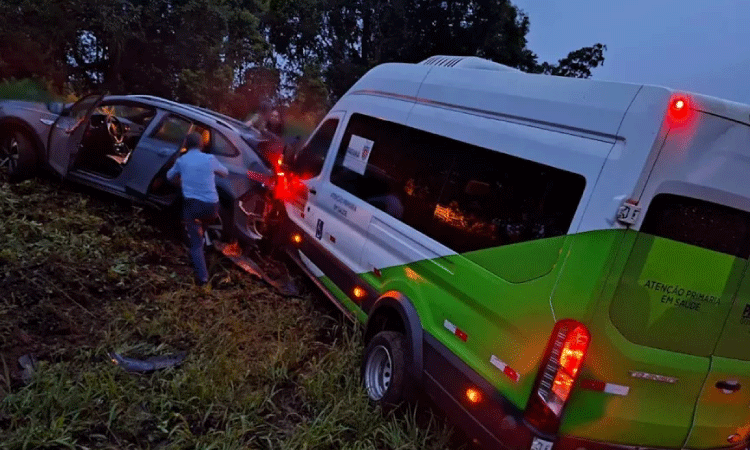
[110,351,187,373]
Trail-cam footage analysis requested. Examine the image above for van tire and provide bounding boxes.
[0,128,38,182]
[362,331,409,410]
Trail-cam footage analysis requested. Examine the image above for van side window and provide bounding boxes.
[292,119,339,180]
[641,194,750,258]
[330,114,453,224]
[331,113,585,253]
[431,136,585,253]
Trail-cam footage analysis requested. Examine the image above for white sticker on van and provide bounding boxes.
[343,134,374,175]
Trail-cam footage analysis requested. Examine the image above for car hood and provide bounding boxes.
[0,100,62,118]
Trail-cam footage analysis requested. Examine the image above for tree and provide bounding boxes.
[266,0,608,101]
[534,43,607,78]
[65,0,270,109]
[0,0,81,92]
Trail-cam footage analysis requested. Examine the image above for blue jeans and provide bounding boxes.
[183,198,219,284]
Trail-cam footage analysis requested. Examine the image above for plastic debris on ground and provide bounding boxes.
[214,241,300,297]
[110,351,187,373]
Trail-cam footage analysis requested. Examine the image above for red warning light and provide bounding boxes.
[667,95,692,125]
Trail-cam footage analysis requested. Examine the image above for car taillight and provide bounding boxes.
[524,319,590,435]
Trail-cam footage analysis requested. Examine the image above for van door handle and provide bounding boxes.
[309,188,317,195]
[716,380,741,393]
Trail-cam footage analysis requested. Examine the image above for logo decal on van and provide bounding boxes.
[629,371,678,384]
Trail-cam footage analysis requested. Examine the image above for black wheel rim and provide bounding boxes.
[0,133,19,175]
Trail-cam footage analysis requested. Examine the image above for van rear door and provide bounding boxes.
[563,112,750,448]
[685,281,750,448]
[680,117,750,449]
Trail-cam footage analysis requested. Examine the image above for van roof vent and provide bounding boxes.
[419,55,521,73]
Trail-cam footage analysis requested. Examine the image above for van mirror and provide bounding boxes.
[465,180,491,196]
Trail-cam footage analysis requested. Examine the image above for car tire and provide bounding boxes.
[0,128,38,182]
[362,331,410,411]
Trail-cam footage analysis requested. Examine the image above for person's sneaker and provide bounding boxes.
[194,282,211,295]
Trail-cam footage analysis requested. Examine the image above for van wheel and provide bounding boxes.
[362,331,408,409]
[0,128,37,182]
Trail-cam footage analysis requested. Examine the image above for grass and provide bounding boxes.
[0,78,60,103]
[0,177,462,449]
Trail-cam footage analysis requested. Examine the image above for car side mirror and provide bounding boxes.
[47,102,66,115]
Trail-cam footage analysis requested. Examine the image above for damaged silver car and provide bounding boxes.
[0,94,280,246]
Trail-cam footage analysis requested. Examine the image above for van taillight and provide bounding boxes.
[524,319,590,435]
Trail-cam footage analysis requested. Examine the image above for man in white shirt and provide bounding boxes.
[167,132,229,286]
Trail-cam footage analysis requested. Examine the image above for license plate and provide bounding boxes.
[531,437,553,450]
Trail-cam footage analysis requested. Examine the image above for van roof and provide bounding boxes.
[345,57,750,140]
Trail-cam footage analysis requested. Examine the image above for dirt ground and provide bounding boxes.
[1,178,209,387]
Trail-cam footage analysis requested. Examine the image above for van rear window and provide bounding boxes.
[641,194,750,259]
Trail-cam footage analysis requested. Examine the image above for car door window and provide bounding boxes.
[291,118,339,180]
[151,115,191,147]
[67,95,101,121]
[210,132,239,157]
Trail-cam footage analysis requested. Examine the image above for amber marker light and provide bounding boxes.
[291,233,303,244]
[353,286,366,299]
[466,387,483,404]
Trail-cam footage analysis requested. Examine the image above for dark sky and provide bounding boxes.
[514,0,750,105]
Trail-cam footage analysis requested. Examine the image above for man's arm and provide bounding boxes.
[166,161,180,182]
[212,157,229,178]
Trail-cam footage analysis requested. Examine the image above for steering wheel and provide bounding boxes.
[106,115,125,144]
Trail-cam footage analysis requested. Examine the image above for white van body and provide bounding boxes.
[279,56,750,449]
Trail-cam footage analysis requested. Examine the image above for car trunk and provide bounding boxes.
[560,110,750,448]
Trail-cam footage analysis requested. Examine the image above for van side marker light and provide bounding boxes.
[580,379,630,396]
[443,319,468,342]
[490,355,519,383]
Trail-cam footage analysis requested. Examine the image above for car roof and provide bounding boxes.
[103,94,263,137]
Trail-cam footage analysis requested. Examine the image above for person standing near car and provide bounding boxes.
[167,132,228,286]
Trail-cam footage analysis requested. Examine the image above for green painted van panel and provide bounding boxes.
[365,248,562,410]
[314,228,748,448]
[686,356,750,448]
[463,235,565,283]
[609,235,743,357]
[714,272,750,362]
[548,229,629,321]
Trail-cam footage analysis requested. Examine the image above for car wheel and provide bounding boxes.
[362,331,409,410]
[0,128,37,182]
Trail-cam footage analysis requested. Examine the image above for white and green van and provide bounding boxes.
[274,55,750,449]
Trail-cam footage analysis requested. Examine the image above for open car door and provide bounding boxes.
[47,94,104,176]
[121,113,195,200]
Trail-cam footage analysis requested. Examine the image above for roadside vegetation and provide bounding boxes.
[0,176,461,449]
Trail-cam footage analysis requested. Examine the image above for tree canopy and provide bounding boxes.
[0,0,607,121]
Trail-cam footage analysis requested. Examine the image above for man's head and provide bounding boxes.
[269,109,281,125]
[184,132,202,151]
